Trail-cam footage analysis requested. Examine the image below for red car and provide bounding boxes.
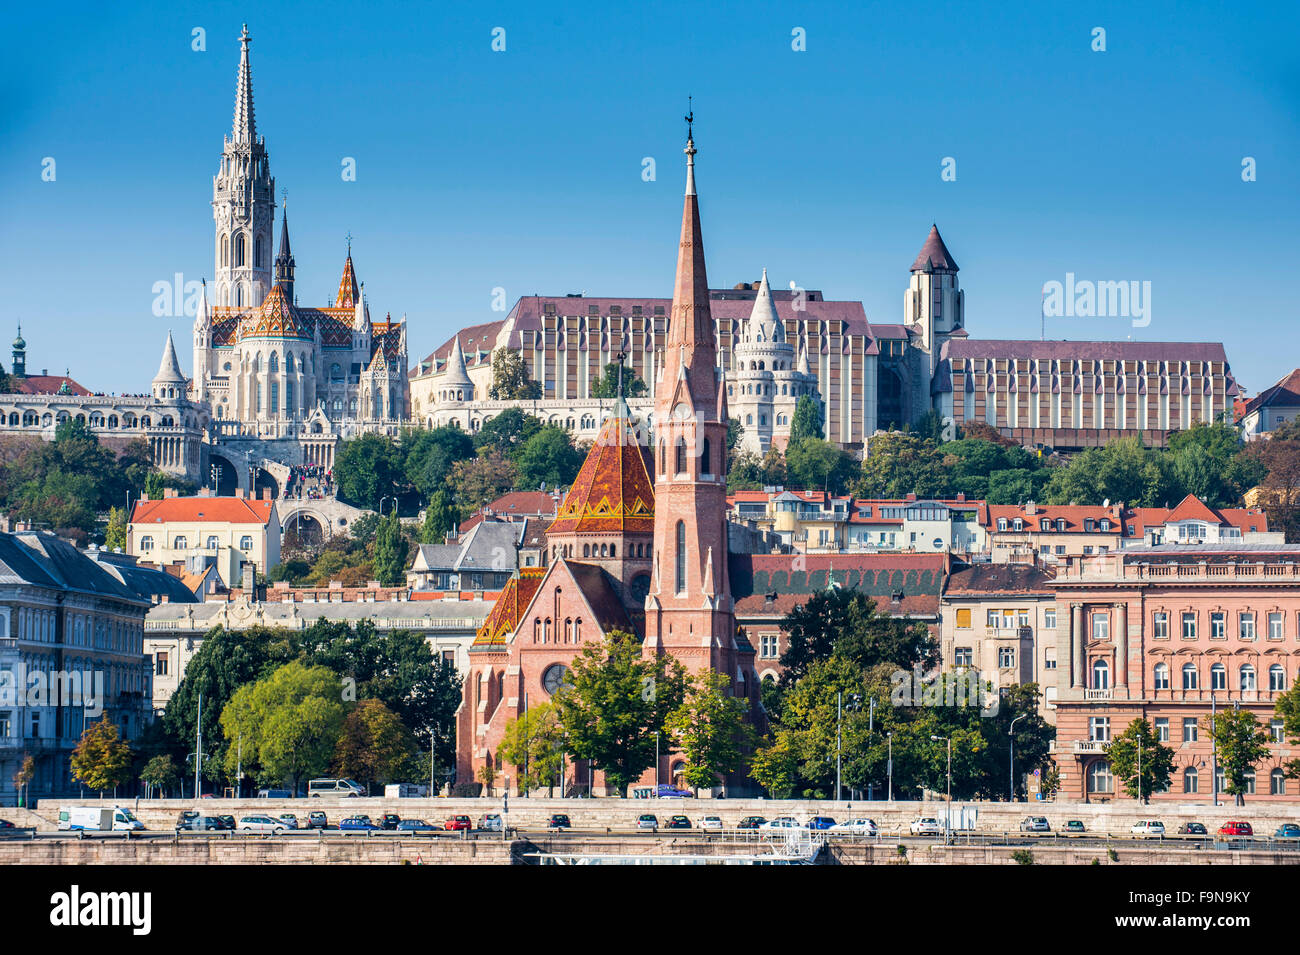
[1218,821,1253,836]
[444,815,472,831]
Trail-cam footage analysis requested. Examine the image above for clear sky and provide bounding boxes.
[2,1,1297,395]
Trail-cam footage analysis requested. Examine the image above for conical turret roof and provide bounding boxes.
[911,224,959,272]
[548,409,654,536]
[154,331,187,384]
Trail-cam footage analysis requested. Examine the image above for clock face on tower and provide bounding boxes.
[542,664,569,695]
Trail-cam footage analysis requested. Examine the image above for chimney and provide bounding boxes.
[164,487,179,499]
[1026,501,1037,516]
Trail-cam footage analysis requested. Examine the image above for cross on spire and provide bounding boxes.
[232,24,256,144]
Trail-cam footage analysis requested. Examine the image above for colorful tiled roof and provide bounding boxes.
[243,284,310,339]
[471,567,546,648]
[547,407,654,536]
[336,254,359,308]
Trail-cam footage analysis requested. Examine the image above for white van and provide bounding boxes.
[58,806,144,831]
[384,783,428,798]
[308,778,365,798]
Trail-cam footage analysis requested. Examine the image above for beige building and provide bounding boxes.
[129,491,280,589]
[940,563,1059,722]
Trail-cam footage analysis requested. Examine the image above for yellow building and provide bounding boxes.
[128,491,280,588]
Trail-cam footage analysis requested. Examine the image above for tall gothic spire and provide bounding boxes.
[274,197,295,297]
[233,24,256,144]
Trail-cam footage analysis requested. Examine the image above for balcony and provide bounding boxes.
[1073,740,1108,755]
[1083,688,1113,701]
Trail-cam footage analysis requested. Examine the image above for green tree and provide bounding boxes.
[487,348,542,400]
[420,490,456,543]
[779,587,937,686]
[472,407,541,454]
[856,432,952,499]
[1275,683,1300,781]
[12,755,35,807]
[71,718,133,794]
[785,437,856,493]
[140,754,180,799]
[665,671,753,791]
[403,426,475,499]
[590,361,647,399]
[104,506,127,551]
[790,395,823,442]
[332,699,418,793]
[1105,718,1175,803]
[1202,707,1272,806]
[334,433,404,510]
[749,729,799,799]
[512,426,584,490]
[144,470,167,501]
[219,662,347,792]
[553,629,689,795]
[498,702,566,795]
[372,511,409,586]
[449,450,517,516]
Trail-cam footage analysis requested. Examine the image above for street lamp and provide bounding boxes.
[886,731,893,802]
[835,692,861,802]
[1009,713,1027,803]
[931,734,952,844]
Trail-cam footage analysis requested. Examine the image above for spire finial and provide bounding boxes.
[233,24,256,143]
[683,98,697,196]
[346,230,352,255]
[685,96,694,141]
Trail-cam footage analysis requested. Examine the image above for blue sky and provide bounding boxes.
[2,1,1297,395]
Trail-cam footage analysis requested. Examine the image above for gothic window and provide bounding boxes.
[235,232,246,268]
[675,437,687,475]
[269,352,279,372]
[659,441,666,476]
[286,382,294,412]
[270,382,279,413]
[702,437,712,476]
[675,521,686,595]
[221,234,229,267]
[286,353,295,373]
[255,235,264,269]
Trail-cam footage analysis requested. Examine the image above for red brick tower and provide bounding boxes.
[645,117,736,674]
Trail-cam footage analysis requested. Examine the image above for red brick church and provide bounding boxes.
[455,125,760,794]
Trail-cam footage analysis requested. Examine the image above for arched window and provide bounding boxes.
[286,353,295,373]
[269,352,279,372]
[205,535,218,550]
[235,232,246,268]
[1183,766,1199,794]
[675,521,686,595]
[675,437,686,475]
[1153,662,1169,690]
[1086,761,1113,794]
[254,235,264,269]
[221,234,229,267]
[1240,664,1256,691]
[1270,664,1286,691]
[173,535,188,549]
[582,544,590,558]
[1210,663,1226,691]
[702,437,712,476]
[1091,659,1109,690]
[1272,768,1287,795]
[1182,663,1198,690]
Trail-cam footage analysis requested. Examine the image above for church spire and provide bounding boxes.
[233,24,256,144]
[274,197,295,299]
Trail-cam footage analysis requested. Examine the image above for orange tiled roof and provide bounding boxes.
[547,412,654,535]
[471,567,546,648]
[130,497,276,526]
[336,254,359,308]
[243,284,309,339]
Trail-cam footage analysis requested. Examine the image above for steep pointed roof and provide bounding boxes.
[659,128,719,407]
[336,248,360,308]
[1163,494,1225,525]
[154,331,187,384]
[911,224,958,273]
[548,409,655,536]
[232,25,256,144]
[244,284,309,339]
[471,567,547,648]
[278,204,292,261]
[745,268,785,344]
[442,334,473,390]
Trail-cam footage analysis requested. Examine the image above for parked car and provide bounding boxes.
[546,814,571,831]
[307,811,328,830]
[807,816,837,830]
[179,815,223,832]
[636,814,660,832]
[1020,816,1051,833]
[762,816,801,829]
[1273,824,1300,839]
[665,815,692,830]
[0,819,14,830]
[238,815,287,834]
[631,784,694,798]
[699,816,724,832]
[1177,822,1207,835]
[1130,821,1166,838]
[1218,821,1253,837]
[339,816,381,832]
[397,819,441,832]
[479,813,504,832]
[444,815,473,831]
[378,813,401,831]
[277,814,299,830]
[1064,820,1086,834]
[831,818,879,835]
[910,817,943,836]
[216,815,236,831]
[308,778,365,798]
[175,811,199,830]
[257,789,293,799]
[736,816,767,830]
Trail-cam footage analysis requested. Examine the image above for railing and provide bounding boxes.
[1072,740,1108,754]
[1060,557,1300,583]
[1083,688,1113,701]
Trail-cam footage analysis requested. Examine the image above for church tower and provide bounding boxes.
[212,25,275,309]
[645,117,735,674]
[905,224,963,382]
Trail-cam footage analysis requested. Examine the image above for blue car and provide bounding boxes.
[1274,823,1300,839]
[339,815,381,832]
[807,816,837,830]
[396,819,441,832]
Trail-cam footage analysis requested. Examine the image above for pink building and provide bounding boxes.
[1053,545,1300,803]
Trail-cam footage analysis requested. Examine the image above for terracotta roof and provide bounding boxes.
[12,375,91,396]
[130,497,276,526]
[1241,368,1300,418]
[985,503,1124,533]
[547,409,654,536]
[1128,497,1268,535]
[471,567,546,648]
[945,563,1055,595]
[911,224,959,272]
[729,553,946,618]
[243,284,309,339]
[461,491,561,533]
[336,254,360,308]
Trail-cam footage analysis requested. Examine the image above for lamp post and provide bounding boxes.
[931,734,951,844]
[887,732,893,802]
[655,731,660,795]
[1009,714,1027,803]
[1211,691,1219,807]
[835,692,862,802]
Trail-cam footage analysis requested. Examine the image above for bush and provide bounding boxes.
[1011,849,1035,865]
